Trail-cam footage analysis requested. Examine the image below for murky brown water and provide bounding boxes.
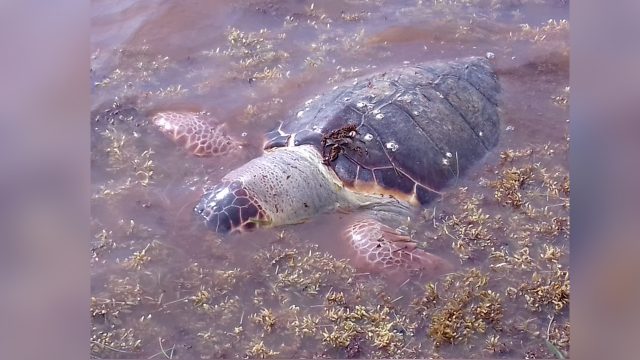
[91,0,569,358]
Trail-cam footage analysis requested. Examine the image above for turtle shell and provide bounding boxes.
[264,57,500,205]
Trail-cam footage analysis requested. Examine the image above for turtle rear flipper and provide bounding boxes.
[152,111,240,157]
[346,218,453,276]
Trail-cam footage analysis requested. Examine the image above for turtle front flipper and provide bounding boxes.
[346,218,453,276]
[152,111,239,157]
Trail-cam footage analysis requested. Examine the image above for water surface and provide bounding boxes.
[91,0,570,358]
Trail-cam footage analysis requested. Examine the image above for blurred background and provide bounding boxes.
[0,0,638,359]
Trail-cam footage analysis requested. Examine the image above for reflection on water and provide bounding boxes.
[91,0,569,358]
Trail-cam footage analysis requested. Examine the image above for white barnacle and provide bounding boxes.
[486,51,495,59]
[385,141,398,151]
[343,97,351,102]
[442,158,450,166]
[375,113,385,120]
[296,110,305,118]
[479,131,483,137]
[446,152,453,158]
[363,133,373,142]
[304,98,314,106]
[241,132,248,137]
[398,94,413,103]
[356,101,366,108]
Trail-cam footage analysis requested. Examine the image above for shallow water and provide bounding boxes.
[91,0,569,358]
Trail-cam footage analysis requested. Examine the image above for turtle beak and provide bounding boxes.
[194,180,265,234]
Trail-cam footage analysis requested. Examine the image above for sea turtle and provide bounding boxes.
[152,56,500,275]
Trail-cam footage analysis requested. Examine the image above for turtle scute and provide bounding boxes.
[265,56,501,205]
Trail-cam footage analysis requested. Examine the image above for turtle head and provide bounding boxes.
[194,180,270,234]
[194,145,340,234]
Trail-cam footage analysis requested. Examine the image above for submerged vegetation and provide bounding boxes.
[91,0,569,358]
[90,132,570,358]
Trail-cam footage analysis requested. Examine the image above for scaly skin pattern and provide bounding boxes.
[152,111,236,156]
[193,144,451,274]
[346,218,453,274]
[155,57,500,276]
[194,179,268,233]
[195,145,374,233]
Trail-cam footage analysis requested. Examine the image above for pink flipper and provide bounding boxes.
[151,111,238,157]
[346,218,453,276]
